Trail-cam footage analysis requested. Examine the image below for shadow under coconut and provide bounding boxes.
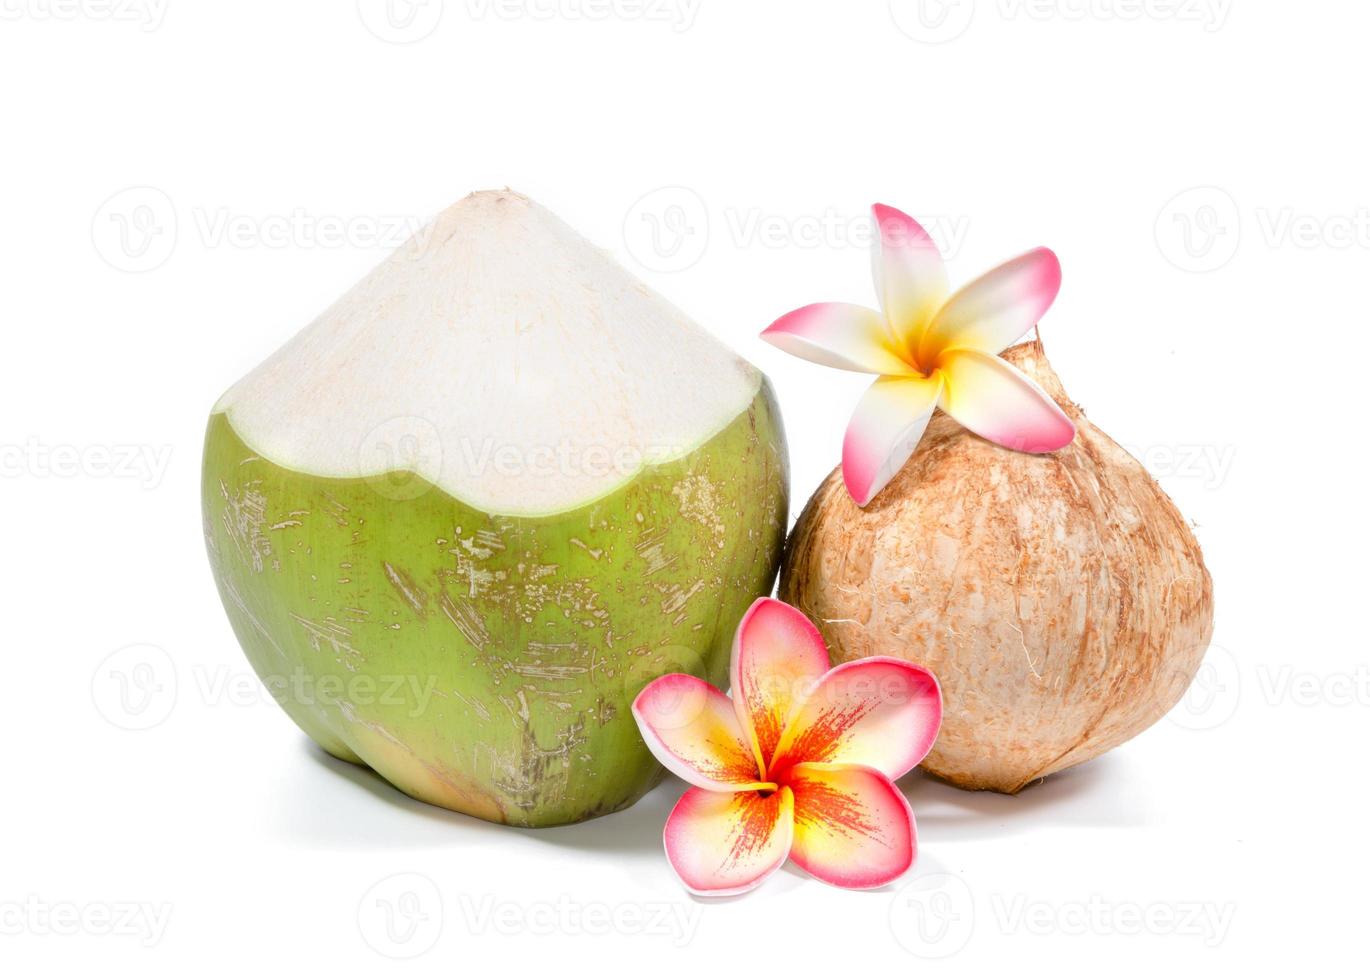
[278,739,508,848]
[284,738,672,855]
[898,754,1156,842]
[507,776,679,857]
[287,738,1149,858]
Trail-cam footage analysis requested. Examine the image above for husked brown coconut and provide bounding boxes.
[779,339,1213,792]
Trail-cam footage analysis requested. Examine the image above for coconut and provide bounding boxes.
[779,339,1212,792]
[202,190,788,826]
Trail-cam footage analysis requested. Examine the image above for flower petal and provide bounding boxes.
[770,658,942,781]
[937,348,1075,452]
[664,786,795,896]
[731,598,832,775]
[761,303,914,376]
[917,246,1061,363]
[871,204,948,357]
[841,374,944,507]
[633,674,769,792]
[788,763,915,889]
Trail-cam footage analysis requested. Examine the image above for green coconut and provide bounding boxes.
[202,190,788,827]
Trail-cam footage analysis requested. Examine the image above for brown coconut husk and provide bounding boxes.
[780,339,1214,792]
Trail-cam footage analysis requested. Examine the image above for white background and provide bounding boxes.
[2,1,1365,974]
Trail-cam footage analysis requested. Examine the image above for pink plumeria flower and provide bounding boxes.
[762,203,1076,506]
[632,598,942,896]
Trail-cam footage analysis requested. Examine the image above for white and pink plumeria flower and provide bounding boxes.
[632,598,942,895]
[762,204,1076,506]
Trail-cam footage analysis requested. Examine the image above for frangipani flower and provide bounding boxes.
[761,203,1076,506]
[632,597,942,895]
